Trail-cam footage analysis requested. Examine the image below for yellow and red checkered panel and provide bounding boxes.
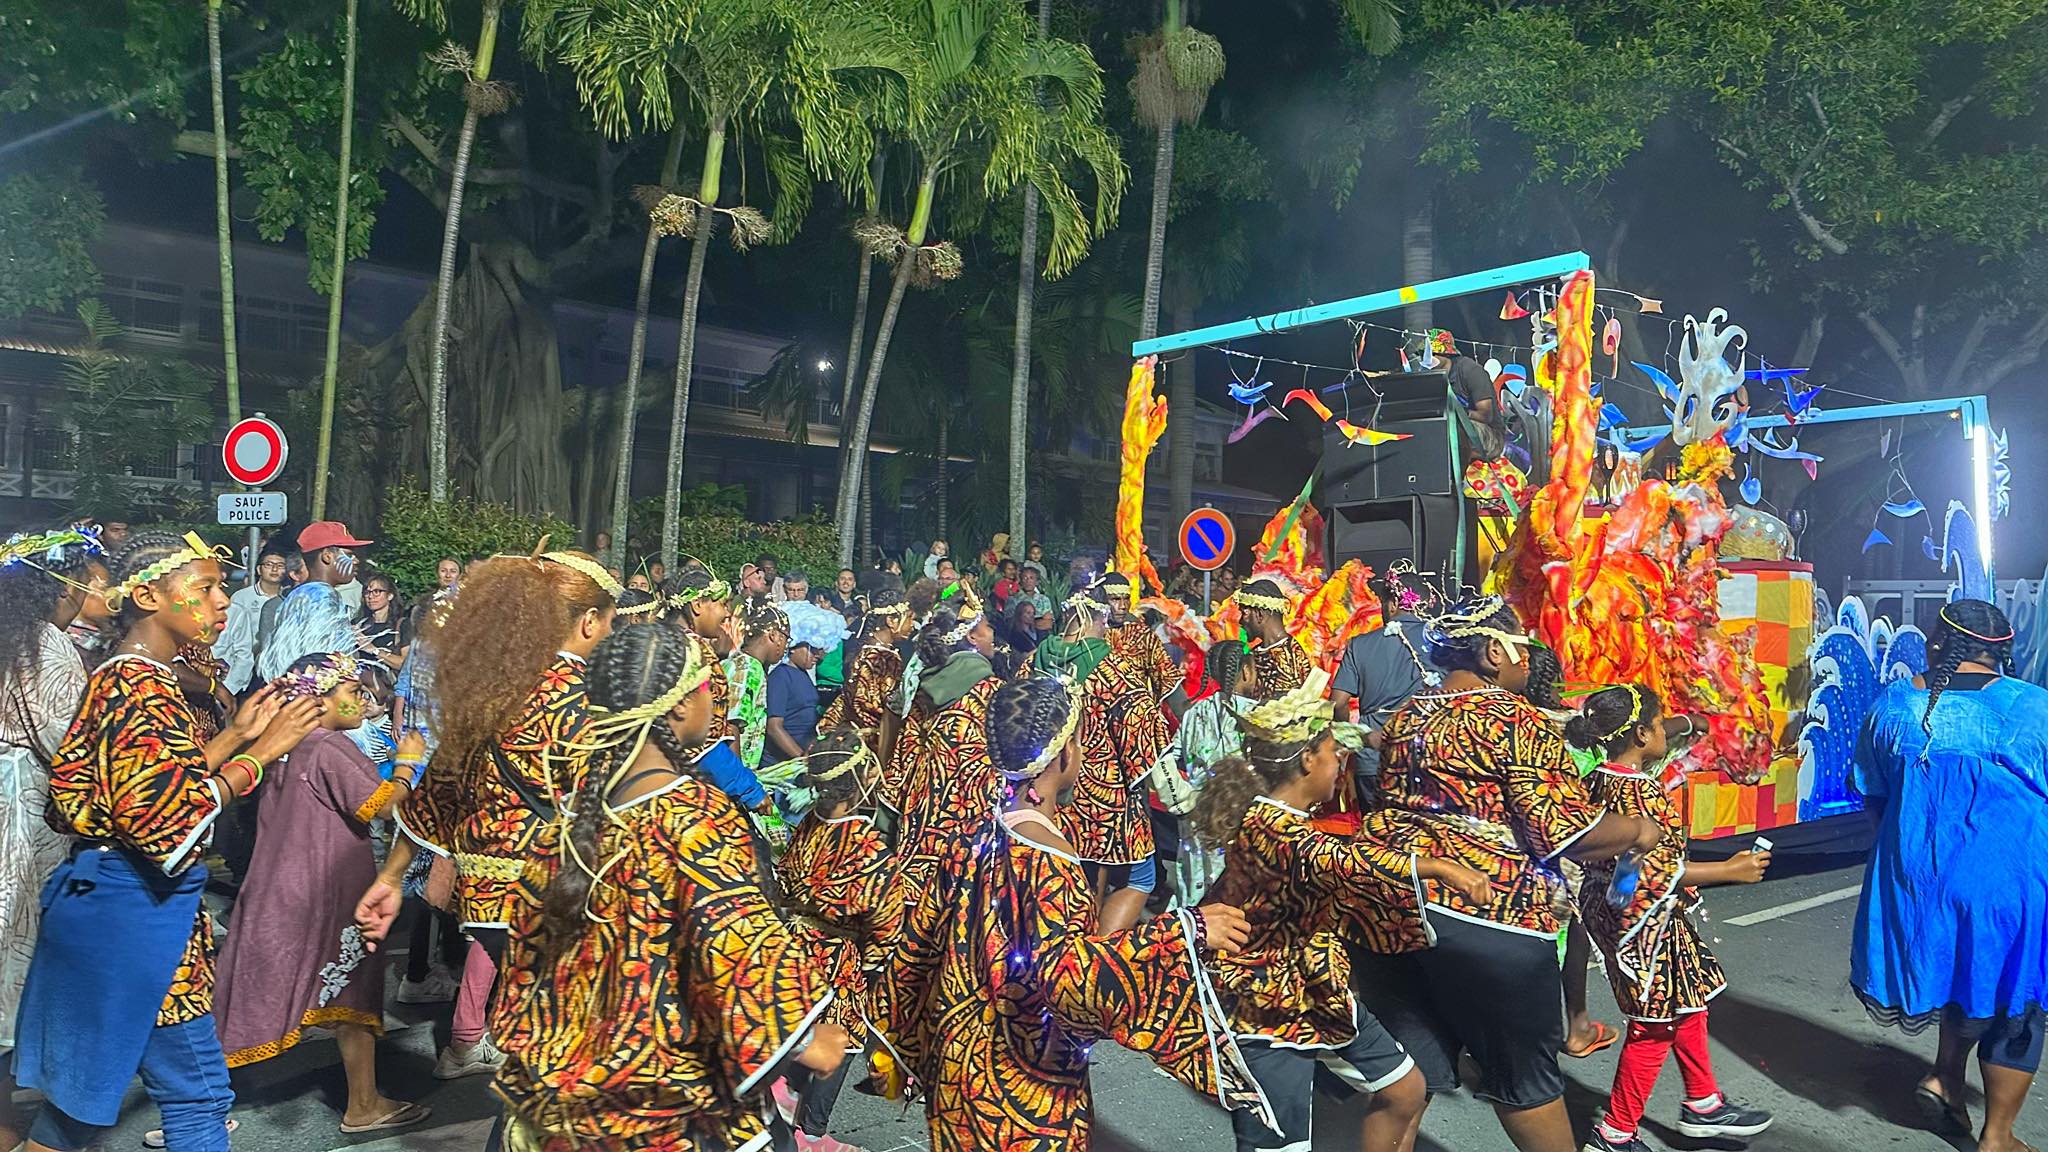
[1685,563,1814,839]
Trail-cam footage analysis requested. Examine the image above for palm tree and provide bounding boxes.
[397,0,512,502]
[1005,0,1054,561]
[312,0,360,519]
[528,0,898,561]
[206,0,243,425]
[831,0,1126,568]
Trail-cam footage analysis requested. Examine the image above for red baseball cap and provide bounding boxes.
[298,521,373,552]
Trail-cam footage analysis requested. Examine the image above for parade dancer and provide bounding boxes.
[354,551,617,1080]
[1028,581,1171,933]
[1354,596,1660,1152]
[1565,684,1774,1152]
[661,566,768,812]
[1193,670,1493,1152]
[775,727,911,1152]
[1234,579,1309,700]
[873,676,1268,1151]
[491,624,848,1151]
[15,532,321,1152]
[819,588,913,796]
[895,603,1005,882]
[213,653,430,1134]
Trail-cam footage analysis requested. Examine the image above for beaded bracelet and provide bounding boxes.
[1189,907,1209,950]
[226,753,265,798]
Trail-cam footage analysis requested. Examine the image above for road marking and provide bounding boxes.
[1723,884,1862,927]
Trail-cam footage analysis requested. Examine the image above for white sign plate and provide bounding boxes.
[217,490,287,526]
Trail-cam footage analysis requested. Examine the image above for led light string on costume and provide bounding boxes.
[104,532,234,610]
[547,646,714,923]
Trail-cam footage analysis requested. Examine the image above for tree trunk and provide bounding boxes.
[576,386,604,530]
[659,119,728,563]
[607,122,686,569]
[836,256,914,567]
[839,249,874,533]
[859,454,874,567]
[935,406,949,546]
[206,0,242,426]
[1138,122,1175,342]
[1166,301,1196,524]
[426,0,502,501]
[1007,0,1053,554]
[312,0,358,519]
[1401,188,1434,333]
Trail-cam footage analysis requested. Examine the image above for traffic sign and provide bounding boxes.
[217,491,287,526]
[221,415,288,487]
[1178,508,1235,571]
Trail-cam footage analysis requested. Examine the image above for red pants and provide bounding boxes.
[1604,1012,1720,1134]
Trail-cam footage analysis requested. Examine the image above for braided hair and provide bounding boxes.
[1524,645,1566,710]
[851,586,909,645]
[1424,595,1525,674]
[1190,732,1316,849]
[660,566,726,632]
[613,587,659,622]
[536,624,706,961]
[911,604,969,675]
[1564,684,1663,759]
[0,531,99,763]
[106,532,206,635]
[1924,598,2014,732]
[802,725,871,811]
[1203,639,1249,696]
[985,676,1076,781]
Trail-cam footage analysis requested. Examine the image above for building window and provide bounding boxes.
[196,292,325,353]
[101,276,184,339]
[1194,443,1221,483]
[31,424,74,472]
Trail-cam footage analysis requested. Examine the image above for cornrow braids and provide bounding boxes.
[536,624,697,963]
[1524,645,1566,711]
[1924,598,2014,733]
[1425,595,1526,673]
[803,726,871,809]
[1204,639,1249,696]
[911,605,965,674]
[985,677,1075,780]
[1564,684,1662,759]
[106,531,206,634]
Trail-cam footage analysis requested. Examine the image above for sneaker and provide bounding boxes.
[434,1035,507,1080]
[397,965,463,1004]
[143,1120,238,1148]
[1580,1129,1651,1152]
[793,1134,868,1152]
[1677,1097,1775,1139]
[770,1077,801,1124]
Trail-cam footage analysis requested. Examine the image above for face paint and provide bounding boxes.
[333,697,363,720]
[336,550,358,578]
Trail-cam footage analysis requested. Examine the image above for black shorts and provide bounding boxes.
[1351,912,1565,1109]
[1229,1007,1416,1152]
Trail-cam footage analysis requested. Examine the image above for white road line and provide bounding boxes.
[1723,884,1863,927]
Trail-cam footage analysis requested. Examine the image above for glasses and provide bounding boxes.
[366,587,393,597]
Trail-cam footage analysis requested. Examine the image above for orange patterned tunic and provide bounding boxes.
[1111,621,1179,699]
[399,654,592,929]
[873,811,1267,1151]
[777,813,908,1048]
[898,672,1004,884]
[818,644,903,747]
[494,774,834,1151]
[1056,650,1167,865]
[1360,687,1605,949]
[1578,766,1725,1021]
[1248,638,1311,701]
[47,656,225,1025]
[704,655,732,746]
[1206,798,1425,1046]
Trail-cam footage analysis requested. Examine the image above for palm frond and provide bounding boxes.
[1333,0,1403,55]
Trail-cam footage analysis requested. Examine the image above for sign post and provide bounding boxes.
[221,414,290,583]
[1177,507,1236,615]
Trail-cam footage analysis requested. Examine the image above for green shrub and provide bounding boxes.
[376,484,575,597]
[668,512,840,583]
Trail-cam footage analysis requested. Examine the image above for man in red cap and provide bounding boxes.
[257,521,374,682]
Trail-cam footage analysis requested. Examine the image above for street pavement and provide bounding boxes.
[57,850,2048,1152]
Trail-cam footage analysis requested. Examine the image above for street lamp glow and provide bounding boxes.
[1970,426,1994,573]
[815,359,833,373]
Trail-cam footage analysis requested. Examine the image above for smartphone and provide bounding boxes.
[1752,836,1774,853]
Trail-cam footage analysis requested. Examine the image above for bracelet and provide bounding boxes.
[1677,715,1697,738]
[226,753,265,798]
[1188,907,1209,950]
[394,756,427,774]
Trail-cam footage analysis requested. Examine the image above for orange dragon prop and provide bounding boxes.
[1501,271,1772,782]
[1114,357,1168,605]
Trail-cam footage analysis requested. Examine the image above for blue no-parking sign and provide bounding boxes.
[1178,508,1235,572]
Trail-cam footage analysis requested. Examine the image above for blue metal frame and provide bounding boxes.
[1614,395,1990,440]
[1131,251,1592,358]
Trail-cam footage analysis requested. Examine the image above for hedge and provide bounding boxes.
[377,485,576,598]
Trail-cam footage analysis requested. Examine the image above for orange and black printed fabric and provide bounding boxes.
[1111,621,1179,699]
[1057,652,1167,865]
[898,676,1004,884]
[1207,798,1425,1046]
[1578,768,1726,1021]
[704,657,731,745]
[493,774,833,1151]
[1249,639,1312,701]
[872,822,1267,1151]
[818,645,902,748]
[881,696,932,814]
[49,657,225,1025]
[777,813,910,1048]
[175,642,230,742]
[398,656,592,928]
[1364,687,1604,944]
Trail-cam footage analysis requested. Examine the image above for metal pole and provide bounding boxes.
[247,525,259,586]
[1203,569,1211,616]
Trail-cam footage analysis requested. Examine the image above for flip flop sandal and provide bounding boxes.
[339,1101,432,1135]
[1564,1020,1619,1058]
[143,1119,239,1148]
[1912,1083,1970,1133]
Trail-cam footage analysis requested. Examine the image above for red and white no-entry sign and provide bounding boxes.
[221,416,288,487]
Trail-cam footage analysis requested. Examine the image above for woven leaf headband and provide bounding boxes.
[541,551,623,598]
[105,532,234,610]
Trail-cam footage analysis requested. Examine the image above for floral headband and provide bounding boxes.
[278,652,362,701]
[0,527,103,597]
[667,575,731,611]
[614,597,662,619]
[105,532,234,610]
[541,551,623,598]
[1232,588,1290,614]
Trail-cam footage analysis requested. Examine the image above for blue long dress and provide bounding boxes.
[1851,675,2048,1027]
